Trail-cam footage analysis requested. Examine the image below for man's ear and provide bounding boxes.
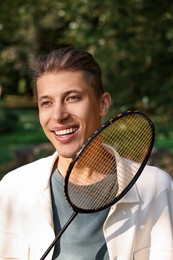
[100,92,112,116]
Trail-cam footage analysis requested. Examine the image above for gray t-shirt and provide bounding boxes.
[51,169,110,260]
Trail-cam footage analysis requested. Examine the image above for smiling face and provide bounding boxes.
[37,70,111,172]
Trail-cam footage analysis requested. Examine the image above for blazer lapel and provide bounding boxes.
[103,154,141,259]
[31,153,58,259]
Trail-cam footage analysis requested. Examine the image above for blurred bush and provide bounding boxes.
[0,108,19,133]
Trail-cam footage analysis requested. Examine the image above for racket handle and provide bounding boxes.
[40,211,78,260]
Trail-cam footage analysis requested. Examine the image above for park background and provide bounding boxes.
[0,0,173,179]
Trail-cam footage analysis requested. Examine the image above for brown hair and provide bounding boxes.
[32,46,104,97]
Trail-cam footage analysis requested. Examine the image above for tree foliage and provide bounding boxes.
[0,0,173,117]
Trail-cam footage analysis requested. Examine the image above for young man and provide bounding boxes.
[0,47,172,260]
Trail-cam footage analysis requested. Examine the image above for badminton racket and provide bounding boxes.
[40,110,155,259]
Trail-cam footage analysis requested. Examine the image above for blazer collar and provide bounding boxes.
[38,150,140,222]
[111,146,140,203]
[38,152,59,227]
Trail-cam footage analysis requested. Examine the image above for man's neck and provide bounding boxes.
[57,156,72,177]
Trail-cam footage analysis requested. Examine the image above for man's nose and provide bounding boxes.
[52,103,69,122]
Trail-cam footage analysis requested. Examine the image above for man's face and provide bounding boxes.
[37,71,110,160]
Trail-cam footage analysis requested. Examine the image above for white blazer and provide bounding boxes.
[0,152,173,260]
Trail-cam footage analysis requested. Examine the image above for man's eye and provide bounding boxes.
[67,95,80,102]
[40,101,51,107]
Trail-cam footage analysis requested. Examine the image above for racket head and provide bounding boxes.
[64,111,155,213]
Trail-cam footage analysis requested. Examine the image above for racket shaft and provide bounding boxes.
[40,211,78,260]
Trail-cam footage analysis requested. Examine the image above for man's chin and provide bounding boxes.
[55,143,82,159]
[58,151,77,160]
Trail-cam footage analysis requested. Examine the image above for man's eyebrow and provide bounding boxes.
[64,89,83,95]
[64,88,83,93]
[38,95,50,102]
[38,89,83,102]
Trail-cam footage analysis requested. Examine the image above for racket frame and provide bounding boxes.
[64,111,155,213]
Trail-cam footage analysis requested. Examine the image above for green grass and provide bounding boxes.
[155,138,173,151]
[1,128,46,160]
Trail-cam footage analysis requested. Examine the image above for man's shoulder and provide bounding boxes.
[0,152,58,189]
[143,164,172,183]
[136,164,173,195]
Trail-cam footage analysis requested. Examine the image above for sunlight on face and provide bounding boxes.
[37,71,111,175]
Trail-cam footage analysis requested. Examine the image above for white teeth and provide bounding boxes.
[55,127,78,136]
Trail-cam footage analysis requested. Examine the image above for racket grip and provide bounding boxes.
[40,211,78,260]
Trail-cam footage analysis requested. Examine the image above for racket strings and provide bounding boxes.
[103,122,152,163]
[68,173,118,209]
[70,141,116,184]
[104,116,151,155]
[67,113,154,211]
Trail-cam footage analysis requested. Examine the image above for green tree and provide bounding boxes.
[0,0,173,118]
